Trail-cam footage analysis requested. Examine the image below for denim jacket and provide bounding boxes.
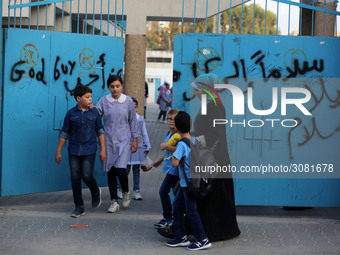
[60,105,104,156]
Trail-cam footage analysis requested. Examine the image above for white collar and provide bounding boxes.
[106,94,127,103]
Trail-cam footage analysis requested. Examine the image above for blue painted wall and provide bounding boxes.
[1,29,124,196]
[173,33,340,207]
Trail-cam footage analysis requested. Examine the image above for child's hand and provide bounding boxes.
[160,143,167,151]
[55,152,62,164]
[152,160,161,168]
[131,138,138,153]
[99,150,106,161]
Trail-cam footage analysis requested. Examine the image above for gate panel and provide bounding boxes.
[46,32,124,192]
[173,33,340,207]
[2,29,51,195]
[1,28,124,196]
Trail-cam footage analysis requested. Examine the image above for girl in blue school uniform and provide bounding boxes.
[125,97,151,200]
[96,75,138,213]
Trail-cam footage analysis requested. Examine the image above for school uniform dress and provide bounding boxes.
[128,113,151,165]
[157,85,172,121]
[126,113,151,192]
[96,94,138,171]
[96,93,138,199]
[159,87,172,112]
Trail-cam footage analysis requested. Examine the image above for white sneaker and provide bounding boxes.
[117,189,123,199]
[122,192,131,208]
[158,119,163,123]
[163,120,167,124]
[133,190,143,200]
[107,201,120,213]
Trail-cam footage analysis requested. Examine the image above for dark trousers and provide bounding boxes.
[159,174,178,220]
[157,110,167,121]
[107,166,129,200]
[68,153,99,208]
[173,186,207,241]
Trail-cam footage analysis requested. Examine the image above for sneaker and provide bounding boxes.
[71,206,85,218]
[154,218,173,228]
[133,190,142,200]
[163,120,167,124]
[166,236,190,247]
[92,187,102,208]
[117,189,123,199]
[107,201,120,213]
[122,192,131,208]
[187,238,212,251]
[158,119,163,123]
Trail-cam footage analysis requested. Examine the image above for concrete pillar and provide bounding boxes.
[124,34,146,116]
[314,1,335,36]
[301,0,335,36]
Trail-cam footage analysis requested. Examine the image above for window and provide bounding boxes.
[147,57,171,63]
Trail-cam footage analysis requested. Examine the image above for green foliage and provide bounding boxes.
[220,4,279,35]
[145,4,279,50]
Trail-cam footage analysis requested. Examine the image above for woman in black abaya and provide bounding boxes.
[191,73,240,242]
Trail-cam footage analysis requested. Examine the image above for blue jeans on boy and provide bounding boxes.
[159,174,179,220]
[173,186,207,241]
[68,153,99,208]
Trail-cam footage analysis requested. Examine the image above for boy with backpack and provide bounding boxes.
[152,109,180,228]
[166,111,211,251]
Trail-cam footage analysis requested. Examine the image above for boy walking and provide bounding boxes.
[167,111,211,251]
[55,85,106,218]
[152,109,180,228]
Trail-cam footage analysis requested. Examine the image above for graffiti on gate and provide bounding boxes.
[10,45,123,94]
[288,78,340,159]
[174,46,339,160]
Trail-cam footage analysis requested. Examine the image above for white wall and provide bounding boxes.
[145,51,173,104]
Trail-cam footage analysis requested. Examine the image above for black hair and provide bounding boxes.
[131,97,138,105]
[73,85,92,100]
[107,75,123,87]
[174,111,191,133]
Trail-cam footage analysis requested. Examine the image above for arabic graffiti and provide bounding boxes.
[178,50,324,102]
[174,46,339,160]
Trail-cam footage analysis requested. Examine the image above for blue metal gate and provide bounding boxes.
[173,33,340,207]
[0,0,125,196]
[172,0,340,207]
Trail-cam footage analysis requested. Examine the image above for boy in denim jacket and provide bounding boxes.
[55,85,106,218]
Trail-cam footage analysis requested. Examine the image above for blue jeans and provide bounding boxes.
[68,153,99,208]
[159,174,178,220]
[173,186,207,241]
[127,164,141,191]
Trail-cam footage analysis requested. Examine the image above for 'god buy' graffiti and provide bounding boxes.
[10,48,122,94]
